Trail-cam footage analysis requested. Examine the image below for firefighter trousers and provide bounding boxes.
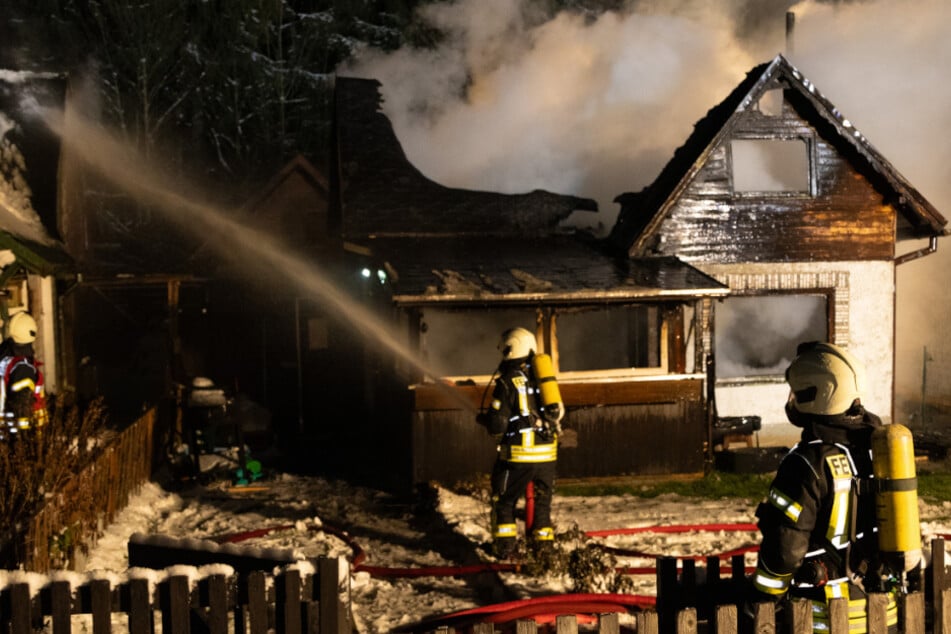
[491,458,556,551]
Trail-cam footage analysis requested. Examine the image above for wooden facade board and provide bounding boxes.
[410,379,705,484]
[411,397,706,484]
[412,378,704,411]
[650,101,899,264]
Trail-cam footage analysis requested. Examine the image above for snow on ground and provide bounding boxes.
[81,462,951,634]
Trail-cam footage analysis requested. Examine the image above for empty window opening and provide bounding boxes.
[419,308,537,378]
[732,138,810,192]
[715,294,827,379]
[758,89,784,116]
[556,305,662,372]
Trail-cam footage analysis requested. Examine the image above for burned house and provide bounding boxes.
[0,72,73,396]
[329,76,730,488]
[610,54,947,438]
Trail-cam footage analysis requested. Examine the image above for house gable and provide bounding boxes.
[611,55,946,264]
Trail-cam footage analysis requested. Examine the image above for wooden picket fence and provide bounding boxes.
[14,408,157,572]
[0,557,352,634]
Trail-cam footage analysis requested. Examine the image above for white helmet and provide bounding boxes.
[498,327,536,361]
[8,312,37,345]
[785,341,865,416]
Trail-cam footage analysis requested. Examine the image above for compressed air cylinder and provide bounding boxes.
[531,353,563,416]
[871,423,922,573]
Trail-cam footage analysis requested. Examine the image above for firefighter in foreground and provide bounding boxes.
[0,311,48,441]
[750,341,921,632]
[476,327,564,560]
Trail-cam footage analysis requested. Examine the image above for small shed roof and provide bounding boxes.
[610,54,947,255]
[365,235,728,306]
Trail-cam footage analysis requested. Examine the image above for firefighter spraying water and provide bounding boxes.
[749,341,922,633]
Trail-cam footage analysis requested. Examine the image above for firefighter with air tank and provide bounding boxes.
[750,341,922,633]
[476,327,565,560]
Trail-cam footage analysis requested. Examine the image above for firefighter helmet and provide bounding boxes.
[786,341,865,416]
[498,327,536,361]
[8,312,37,345]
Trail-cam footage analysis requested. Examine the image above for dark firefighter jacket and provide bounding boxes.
[752,404,898,631]
[482,358,558,464]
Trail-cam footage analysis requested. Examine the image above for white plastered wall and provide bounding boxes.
[699,261,894,446]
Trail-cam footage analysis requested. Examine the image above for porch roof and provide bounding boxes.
[363,235,729,306]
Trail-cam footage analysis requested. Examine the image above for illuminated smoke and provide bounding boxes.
[345,0,951,415]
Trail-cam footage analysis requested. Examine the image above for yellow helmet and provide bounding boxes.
[498,327,536,361]
[8,312,37,345]
[786,341,865,416]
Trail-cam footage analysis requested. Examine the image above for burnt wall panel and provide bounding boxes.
[410,378,706,484]
[651,99,898,264]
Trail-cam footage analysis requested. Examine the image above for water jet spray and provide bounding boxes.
[42,106,478,414]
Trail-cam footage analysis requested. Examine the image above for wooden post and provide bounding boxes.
[515,619,537,633]
[789,598,812,633]
[277,570,302,634]
[598,612,619,634]
[902,592,925,634]
[677,607,698,634]
[933,537,947,633]
[752,601,774,633]
[48,580,73,634]
[247,571,268,634]
[8,583,31,634]
[89,578,112,634]
[472,623,495,634]
[555,614,577,633]
[637,610,660,634]
[160,575,191,634]
[715,603,738,634]
[126,577,152,634]
[828,597,848,634]
[319,556,351,634]
[204,574,229,634]
[866,593,888,634]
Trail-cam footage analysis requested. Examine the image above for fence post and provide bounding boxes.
[277,569,302,634]
[677,607,697,634]
[788,597,812,633]
[866,593,888,634]
[7,582,31,634]
[515,619,537,633]
[126,577,152,634]
[598,612,619,634]
[828,597,848,634]
[246,570,269,634]
[936,539,949,634]
[47,579,72,634]
[751,601,774,633]
[636,610,659,634]
[901,592,925,634]
[714,603,738,634]
[554,613,576,633]
[319,556,351,634]
[160,574,192,634]
[89,578,113,634]
[203,573,229,634]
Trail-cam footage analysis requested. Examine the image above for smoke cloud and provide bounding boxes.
[345,0,951,415]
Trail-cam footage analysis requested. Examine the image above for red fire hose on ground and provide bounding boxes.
[214,519,760,627]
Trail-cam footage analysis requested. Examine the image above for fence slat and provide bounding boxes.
[597,612,619,634]
[867,592,888,634]
[903,591,925,634]
[636,610,659,634]
[277,570,302,634]
[8,582,31,634]
[789,597,812,634]
[515,619,537,633]
[204,574,229,634]
[676,607,697,634]
[126,578,152,634]
[161,575,192,634]
[247,571,268,634]
[554,613,576,633]
[828,597,848,634]
[715,604,738,634]
[48,580,72,634]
